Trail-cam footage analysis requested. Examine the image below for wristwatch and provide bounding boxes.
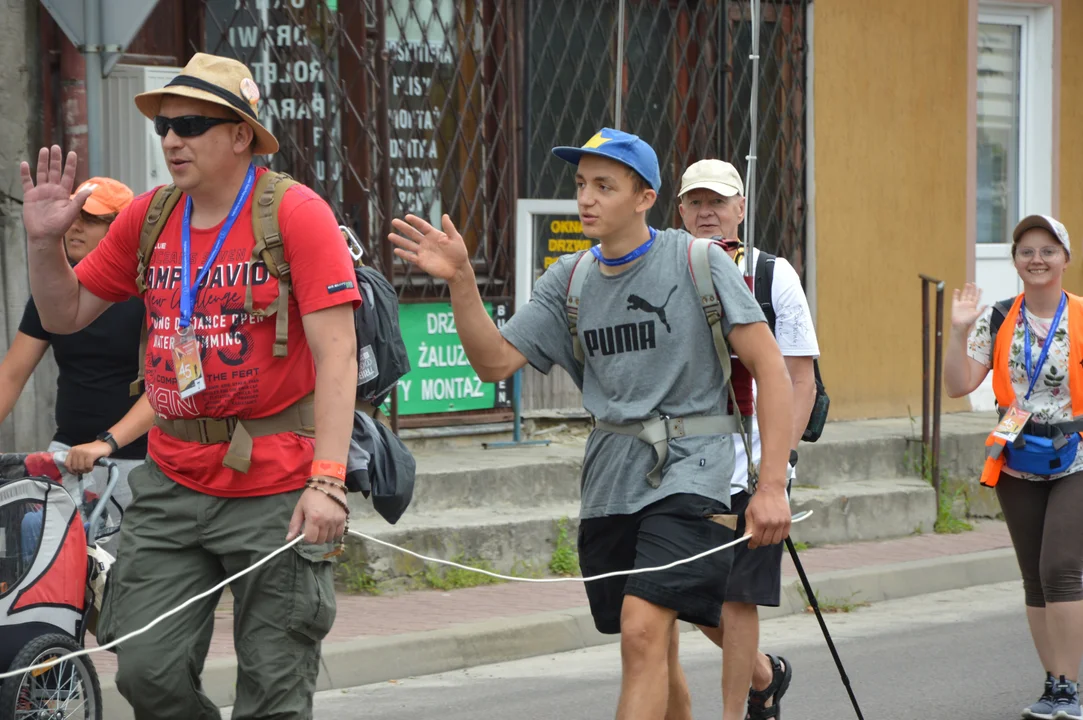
[789,449,799,467]
[96,431,119,454]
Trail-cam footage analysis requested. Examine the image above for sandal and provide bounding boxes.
[745,654,792,720]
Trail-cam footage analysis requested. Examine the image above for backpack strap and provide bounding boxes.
[248,171,298,358]
[130,185,184,396]
[566,251,595,366]
[136,185,184,295]
[989,297,1016,352]
[689,237,757,487]
[688,238,734,388]
[754,251,777,336]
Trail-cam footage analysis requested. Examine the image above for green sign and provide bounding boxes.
[387,301,512,415]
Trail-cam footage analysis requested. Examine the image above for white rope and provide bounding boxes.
[349,509,811,584]
[0,535,304,680]
[0,510,811,680]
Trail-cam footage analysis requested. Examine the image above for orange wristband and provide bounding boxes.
[310,460,346,482]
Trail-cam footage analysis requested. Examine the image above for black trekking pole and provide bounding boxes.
[785,537,866,720]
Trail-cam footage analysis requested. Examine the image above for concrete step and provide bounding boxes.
[789,478,937,545]
[795,412,993,486]
[350,413,991,519]
[380,414,997,522]
[346,444,583,518]
[347,503,582,580]
[346,479,936,582]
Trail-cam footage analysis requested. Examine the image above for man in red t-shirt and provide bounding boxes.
[20,53,359,720]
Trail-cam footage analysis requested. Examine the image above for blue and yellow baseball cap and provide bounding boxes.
[552,128,662,192]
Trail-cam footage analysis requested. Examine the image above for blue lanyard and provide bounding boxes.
[1022,292,1067,400]
[179,164,256,329]
[591,227,657,266]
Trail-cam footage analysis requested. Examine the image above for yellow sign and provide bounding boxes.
[542,219,594,269]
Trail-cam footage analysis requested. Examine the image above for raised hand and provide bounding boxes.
[388,214,471,282]
[20,146,92,243]
[951,283,987,331]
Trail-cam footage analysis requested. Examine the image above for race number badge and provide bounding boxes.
[993,404,1031,443]
[172,328,206,399]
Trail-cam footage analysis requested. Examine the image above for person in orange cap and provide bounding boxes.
[0,176,152,553]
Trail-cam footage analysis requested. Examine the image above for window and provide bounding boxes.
[976,21,1022,244]
[975,5,1055,244]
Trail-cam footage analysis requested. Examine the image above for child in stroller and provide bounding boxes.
[0,451,121,720]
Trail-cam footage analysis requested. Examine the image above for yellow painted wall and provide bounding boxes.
[1061,0,1083,294]
[813,0,971,420]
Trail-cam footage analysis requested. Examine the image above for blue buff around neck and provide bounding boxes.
[590,227,658,266]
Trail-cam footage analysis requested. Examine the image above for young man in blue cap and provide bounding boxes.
[389,128,794,720]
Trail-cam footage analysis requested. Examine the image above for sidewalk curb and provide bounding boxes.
[100,547,1019,717]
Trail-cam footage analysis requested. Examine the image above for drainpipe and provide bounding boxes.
[59,35,89,186]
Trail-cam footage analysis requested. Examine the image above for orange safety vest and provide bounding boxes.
[981,292,1083,487]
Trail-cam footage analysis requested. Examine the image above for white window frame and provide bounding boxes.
[976,2,1054,254]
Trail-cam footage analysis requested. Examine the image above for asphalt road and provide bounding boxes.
[229,581,1045,720]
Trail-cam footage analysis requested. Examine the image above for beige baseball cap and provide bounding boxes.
[1013,214,1071,258]
[679,159,744,198]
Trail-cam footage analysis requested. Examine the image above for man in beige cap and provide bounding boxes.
[20,53,359,719]
[670,159,819,720]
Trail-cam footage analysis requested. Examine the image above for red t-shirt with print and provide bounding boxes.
[75,167,361,498]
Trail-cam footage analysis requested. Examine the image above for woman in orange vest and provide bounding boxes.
[946,214,1083,720]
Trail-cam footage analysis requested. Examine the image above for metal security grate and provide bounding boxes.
[187,0,808,295]
[722,1,808,273]
[525,0,807,273]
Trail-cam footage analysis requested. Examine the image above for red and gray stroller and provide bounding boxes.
[0,452,122,720]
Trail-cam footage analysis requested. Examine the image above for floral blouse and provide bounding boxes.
[968,303,1083,480]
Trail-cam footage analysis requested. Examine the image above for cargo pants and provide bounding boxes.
[97,458,337,720]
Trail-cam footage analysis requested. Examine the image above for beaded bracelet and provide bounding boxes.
[305,480,351,516]
[303,480,351,558]
[307,476,347,493]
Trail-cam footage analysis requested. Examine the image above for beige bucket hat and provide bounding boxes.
[134,53,279,155]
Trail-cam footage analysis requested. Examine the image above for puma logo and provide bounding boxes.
[627,286,678,333]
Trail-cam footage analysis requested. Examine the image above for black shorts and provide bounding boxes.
[577,493,735,635]
[724,490,785,606]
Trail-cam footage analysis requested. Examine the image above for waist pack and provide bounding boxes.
[1003,427,1081,476]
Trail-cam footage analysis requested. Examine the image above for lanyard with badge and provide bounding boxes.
[993,292,1067,441]
[172,164,256,399]
[1022,293,1067,400]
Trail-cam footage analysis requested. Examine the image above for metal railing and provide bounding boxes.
[919,273,946,501]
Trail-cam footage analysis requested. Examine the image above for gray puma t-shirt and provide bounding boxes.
[501,227,766,519]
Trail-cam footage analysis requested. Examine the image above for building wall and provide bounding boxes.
[0,1,55,451]
[1060,0,1083,294]
[811,0,972,420]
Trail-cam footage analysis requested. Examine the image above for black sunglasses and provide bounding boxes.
[153,115,240,138]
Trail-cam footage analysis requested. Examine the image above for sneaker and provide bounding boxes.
[1023,673,1056,720]
[1051,675,1082,720]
